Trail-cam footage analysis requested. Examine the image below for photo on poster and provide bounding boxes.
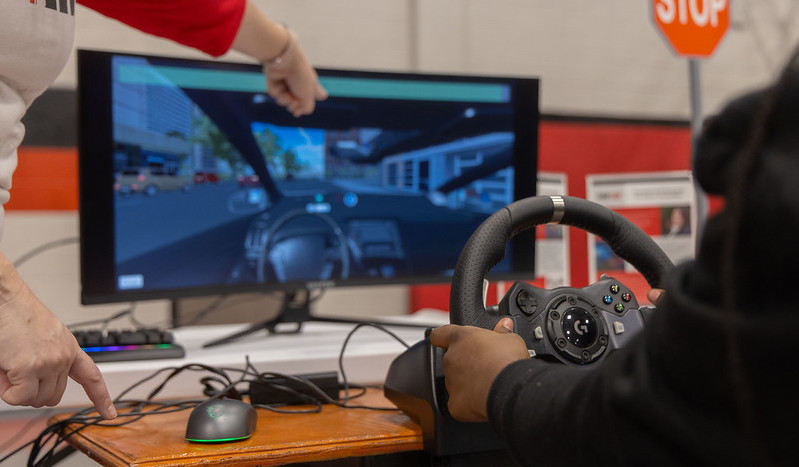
[585,171,697,300]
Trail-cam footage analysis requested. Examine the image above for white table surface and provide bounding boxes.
[0,310,449,413]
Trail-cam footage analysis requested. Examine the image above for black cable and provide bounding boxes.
[126,306,148,329]
[33,445,74,467]
[0,409,53,453]
[307,288,327,303]
[112,363,239,407]
[7,320,415,465]
[66,304,137,331]
[11,237,79,269]
[171,295,230,328]
[0,365,242,465]
[337,323,410,406]
[26,402,203,467]
[19,362,250,467]
[241,357,324,413]
[239,355,382,413]
[172,293,277,328]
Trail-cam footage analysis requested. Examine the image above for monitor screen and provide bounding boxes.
[78,49,539,305]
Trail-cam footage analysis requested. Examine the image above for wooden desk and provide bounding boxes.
[52,389,424,466]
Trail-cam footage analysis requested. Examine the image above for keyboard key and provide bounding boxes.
[72,328,186,363]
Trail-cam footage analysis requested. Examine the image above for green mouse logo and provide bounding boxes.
[207,404,225,418]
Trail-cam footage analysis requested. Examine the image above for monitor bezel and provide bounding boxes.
[77,49,539,305]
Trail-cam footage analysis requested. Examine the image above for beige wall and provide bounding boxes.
[8,0,799,328]
[58,0,799,117]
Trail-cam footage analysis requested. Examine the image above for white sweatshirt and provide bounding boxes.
[0,0,75,237]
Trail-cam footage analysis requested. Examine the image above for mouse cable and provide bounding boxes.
[3,365,233,466]
[26,394,225,467]
[0,408,53,453]
[4,400,194,467]
[199,375,244,400]
[9,350,402,467]
[0,407,99,466]
[11,363,253,467]
[134,363,237,406]
[25,401,203,467]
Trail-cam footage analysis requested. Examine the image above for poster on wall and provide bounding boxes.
[535,172,570,288]
[585,171,697,298]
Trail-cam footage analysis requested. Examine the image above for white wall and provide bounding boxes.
[9,0,799,328]
[58,0,799,118]
[2,212,174,328]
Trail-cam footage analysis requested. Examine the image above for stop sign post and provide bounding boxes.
[652,0,729,57]
[651,0,730,248]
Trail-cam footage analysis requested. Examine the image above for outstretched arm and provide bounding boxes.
[230,0,327,117]
[78,0,327,117]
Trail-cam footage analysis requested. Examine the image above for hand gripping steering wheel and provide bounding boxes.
[450,195,675,365]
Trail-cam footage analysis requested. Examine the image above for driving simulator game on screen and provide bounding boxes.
[79,51,538,301]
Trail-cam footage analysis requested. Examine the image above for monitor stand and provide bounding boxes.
[202,290,438,349]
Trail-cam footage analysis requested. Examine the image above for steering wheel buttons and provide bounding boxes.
[614,303,625,313]
[621,292,632,302]
[515,290,538,315]
[534,326,544,340]
[609,284,620,294]
[528,349,537,358]
[613,321,625,334]
[603,295,613,304]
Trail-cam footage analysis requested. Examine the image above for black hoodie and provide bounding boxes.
[487,56,799,467]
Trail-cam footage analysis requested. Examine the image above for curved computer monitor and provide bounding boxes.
[77,49,539,305]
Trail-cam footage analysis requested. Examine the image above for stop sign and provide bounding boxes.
[652,0,729,57]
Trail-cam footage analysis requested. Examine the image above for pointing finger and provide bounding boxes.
[69,352,117,420]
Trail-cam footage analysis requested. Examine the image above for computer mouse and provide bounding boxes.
[185,398,257,443]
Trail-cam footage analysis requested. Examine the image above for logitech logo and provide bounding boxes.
[306,280,335,290]
[574,320,589,336]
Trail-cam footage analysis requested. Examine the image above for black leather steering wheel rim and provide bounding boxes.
[450,195,675,329]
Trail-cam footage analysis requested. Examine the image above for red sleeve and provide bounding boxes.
[77,0,246,57]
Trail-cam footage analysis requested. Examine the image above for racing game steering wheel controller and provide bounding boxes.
[384,195,674,456]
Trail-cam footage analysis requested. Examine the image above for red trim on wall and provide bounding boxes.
[6,147,78,211]
[9,123,716,315]
[539,121,693,288]
[410,120,695,312]
[410,279,546,313]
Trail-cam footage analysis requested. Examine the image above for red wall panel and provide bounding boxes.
[6,147,78,211]
[539,120,692,288]
[9,123,700,313]
[410,119,694,312]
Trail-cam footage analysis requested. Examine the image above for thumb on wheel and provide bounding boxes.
[493,317,514,334]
